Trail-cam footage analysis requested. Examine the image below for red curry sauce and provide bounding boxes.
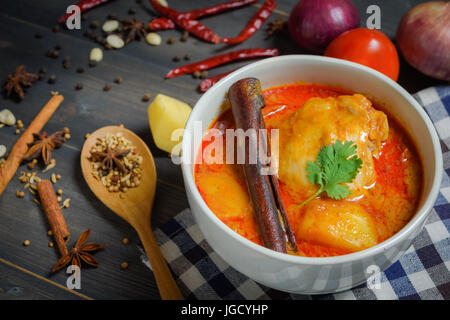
[194,84,423,257]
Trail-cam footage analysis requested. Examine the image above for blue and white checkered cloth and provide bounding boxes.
[142,86,450,300]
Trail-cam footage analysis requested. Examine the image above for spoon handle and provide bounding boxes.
[136,225,183,300]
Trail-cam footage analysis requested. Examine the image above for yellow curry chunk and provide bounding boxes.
[296,200,378,251]
[147,94,192,155]
[278,94,388,198]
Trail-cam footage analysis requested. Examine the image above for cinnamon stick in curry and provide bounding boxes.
[228,78,296,253]
[37,180,70,256]
[0,94,64,197]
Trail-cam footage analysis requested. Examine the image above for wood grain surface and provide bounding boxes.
[0,0,445,300]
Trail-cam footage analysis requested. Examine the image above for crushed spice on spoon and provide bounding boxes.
[89,132,143,193]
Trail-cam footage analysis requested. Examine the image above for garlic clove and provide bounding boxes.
[106,34,125,49]
[102,20,119,33]
[0,109,16,126]
[146,33,162,46]
[0,145,6,158]
[90,47,103,62]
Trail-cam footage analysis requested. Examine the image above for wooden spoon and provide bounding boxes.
[80,126,183,300]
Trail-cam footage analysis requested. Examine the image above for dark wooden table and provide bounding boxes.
[0,0,445,300]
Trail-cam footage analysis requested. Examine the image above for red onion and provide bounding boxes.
[396,1,450,81]
[288,0,360,53]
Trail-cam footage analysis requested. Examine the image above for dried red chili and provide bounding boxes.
[149,17,176,31]
[149,0,259,31]
[150,0,220,44]
[166,48,279,79]
[58,0,111,23]
[199,70,236,92]
[222,0,277,44]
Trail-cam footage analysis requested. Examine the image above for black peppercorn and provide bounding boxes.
[48,75,56,84]
[142,93,151,102]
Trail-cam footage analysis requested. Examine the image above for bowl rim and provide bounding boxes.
[181,54,443,265]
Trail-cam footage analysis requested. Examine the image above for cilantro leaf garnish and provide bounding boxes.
[299,140,363,207]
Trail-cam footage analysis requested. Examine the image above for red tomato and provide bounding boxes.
[324,28,400,81]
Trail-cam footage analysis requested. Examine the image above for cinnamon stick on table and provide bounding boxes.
[37,180,70,256]
[0,94,64,197]
[228,78,297,253]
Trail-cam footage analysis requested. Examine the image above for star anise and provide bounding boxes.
[90,146,130,173]
[266,16,286,37]
[52,229,107,272]
[122,18,147,44]
[3,65,38,100]
[23,128,69,165]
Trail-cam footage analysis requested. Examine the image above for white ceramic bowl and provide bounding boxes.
[181,55,443,294]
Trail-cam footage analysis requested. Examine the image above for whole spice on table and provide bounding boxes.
[90,20,100,29]
[43,158,57,173]
[50,50,60,59]
[16,190,25,198]
[228,78,297,253]
[89,133,143,193]
[122,17,147,44]
[37,180,71,257]
[180,31,189,42]
[167,36,176,44]
[0,95,64,197]
[142,93,151,102]
[27,158,38,170]
[3,65,38,100]
[48,75,56,84]
[222,0,277,44]
[148,0,259,31]
[52,228,107,272]
[266,15,285,36]
[62,57,71,69]
[165,47,279,79]
[23,128,70,165]
[150,0,220,44]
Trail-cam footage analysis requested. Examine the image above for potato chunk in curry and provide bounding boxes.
[296,200,378,251]
[278,94,388,198]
